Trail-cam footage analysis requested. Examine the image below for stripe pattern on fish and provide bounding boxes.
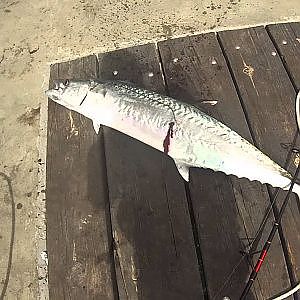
[45,79,300,197]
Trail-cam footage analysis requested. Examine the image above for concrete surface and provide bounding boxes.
[0,0,299,298]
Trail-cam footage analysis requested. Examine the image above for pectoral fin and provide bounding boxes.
[93,120,100,134]
[174,160,190,181]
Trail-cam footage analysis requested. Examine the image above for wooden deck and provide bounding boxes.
[46,23,300,299]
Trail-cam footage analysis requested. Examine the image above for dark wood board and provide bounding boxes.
[158,33,290,299]
[266,22,300,288]
[46,56,117,300]
[267,22,300,89]
[219,26,300,294]
[97,45,204,299]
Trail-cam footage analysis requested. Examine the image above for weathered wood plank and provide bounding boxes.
[158,33,290,299]
[267,22,300,89]
[219,26,300,294]
[46,56,117,299]
[98,45,204,299]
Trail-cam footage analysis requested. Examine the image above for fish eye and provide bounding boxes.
[64,79,70,86]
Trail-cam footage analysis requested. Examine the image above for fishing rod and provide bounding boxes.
[212,141,299,300]
[240,161,300,299]
[240,90,300,299]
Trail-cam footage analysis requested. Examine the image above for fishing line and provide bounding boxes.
[212,254,247,299]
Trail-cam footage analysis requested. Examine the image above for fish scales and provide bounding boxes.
[107,82,281,168]
[46,79,300,197]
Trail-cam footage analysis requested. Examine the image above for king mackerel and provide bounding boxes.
[46,79,300,197]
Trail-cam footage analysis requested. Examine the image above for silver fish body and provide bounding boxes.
[46,79,300,196]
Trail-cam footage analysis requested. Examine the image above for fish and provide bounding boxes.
[45,79,300,197]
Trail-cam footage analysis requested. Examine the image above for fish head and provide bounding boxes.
[45,79,96,111]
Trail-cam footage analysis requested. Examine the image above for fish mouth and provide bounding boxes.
[45,89,61,102]
[45,80,66,101]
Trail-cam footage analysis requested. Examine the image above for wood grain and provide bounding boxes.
[158,33,290,299]
[219,26,300,294]
[267,22,300,89]
[46,56,117,300]
[97,45,204,300]
[46,23,300,300]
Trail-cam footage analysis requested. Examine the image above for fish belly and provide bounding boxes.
[173,134,292,191]
[169,110,294,190]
